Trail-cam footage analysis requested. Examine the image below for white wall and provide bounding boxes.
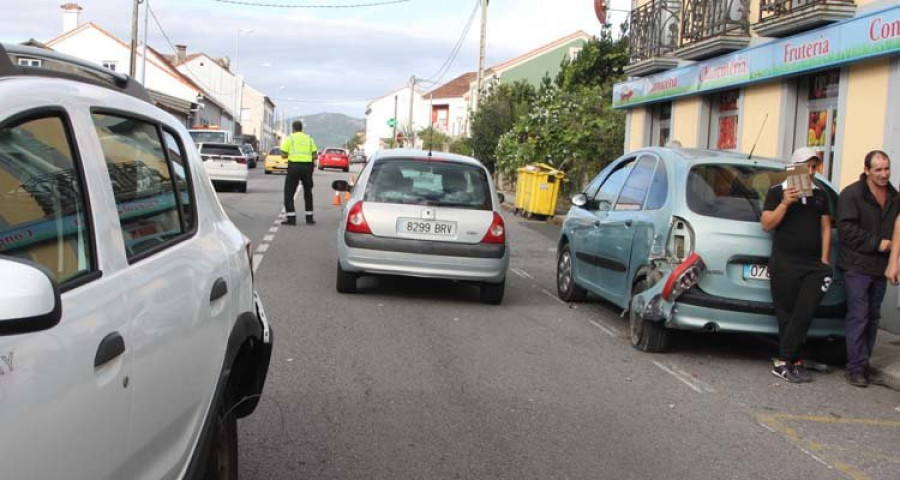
[48,26,199,104]
[177,56,241,121]
[364,86,429,155]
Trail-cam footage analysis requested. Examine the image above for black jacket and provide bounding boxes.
[836,174,899,276]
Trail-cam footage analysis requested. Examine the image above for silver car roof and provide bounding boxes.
[633,147,788,169]
[370,148,486,168]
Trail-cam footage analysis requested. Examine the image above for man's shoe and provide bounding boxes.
[772,363,804,383]
[305,215,316,225]
[846,371,868,388]
[281,216,296,225]
[791,361,813,383]
[864,366,886,386]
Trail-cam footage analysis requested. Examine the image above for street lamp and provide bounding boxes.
[232,28,253,139]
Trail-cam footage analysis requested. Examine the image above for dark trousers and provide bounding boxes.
[769,255,833,362]
[284,162,314,216]
[843,271,886,374]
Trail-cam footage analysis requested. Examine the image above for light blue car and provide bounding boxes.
[556,148,846,357]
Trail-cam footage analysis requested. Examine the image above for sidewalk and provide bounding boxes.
[500,189,900,390]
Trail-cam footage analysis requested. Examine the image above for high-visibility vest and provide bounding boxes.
[281,132,317,163]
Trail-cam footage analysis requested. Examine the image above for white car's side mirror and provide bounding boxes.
[0,257,61,335]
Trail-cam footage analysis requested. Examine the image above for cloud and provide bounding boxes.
[2,0,626,117]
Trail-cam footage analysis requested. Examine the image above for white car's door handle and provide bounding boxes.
[210,277,228,302]
[95,331,125,367]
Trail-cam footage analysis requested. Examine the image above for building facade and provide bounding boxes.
[363,85,428,155]
[614,0,900,332]
[424,72,476,139]
[241,84,277,152]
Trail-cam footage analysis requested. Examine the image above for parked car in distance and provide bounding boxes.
[0,42,272,480]
[199,142,249,192]
[264,146,287,174]
[319,147,350,172]
[240,143,258,169]
[351,151,367,164]
[332,149,509,304]
[556,147,846,359]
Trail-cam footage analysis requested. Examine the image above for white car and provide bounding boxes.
[332,149,509,304]
[0,43,272,479]
[199,142,250,192]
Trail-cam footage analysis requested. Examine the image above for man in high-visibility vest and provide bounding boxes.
[280,120,318,225]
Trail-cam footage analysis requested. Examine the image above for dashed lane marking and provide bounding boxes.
[540,288,569,307]
[252,254,264,274]
[263,234,275,242]
[510,268,534,280]
[652,361,705,394]
[268,227,279,233]
[588,319,617,337]
[256,244,270,253]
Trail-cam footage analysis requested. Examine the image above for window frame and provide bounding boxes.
[90,108,197,265]
[591,157,636,211]
[0,107,101,291]
[614,154,661,211]
[160,126,199,235]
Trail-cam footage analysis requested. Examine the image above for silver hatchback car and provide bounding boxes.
[332,149,509,304]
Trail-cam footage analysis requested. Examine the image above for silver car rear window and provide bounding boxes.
[686,164,785,222]
[201,144,242,156]
[365,159,491,210]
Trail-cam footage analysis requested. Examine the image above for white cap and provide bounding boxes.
[791,147,820,165]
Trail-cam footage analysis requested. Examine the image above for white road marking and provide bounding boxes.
[268,227,279,233]
[588,319,617,337]
[256,244,270,253]
[652,361,705,394]
[540,288,569,306]
[252,254,264,274]
[263,234,275,242]
[510,268,534,280]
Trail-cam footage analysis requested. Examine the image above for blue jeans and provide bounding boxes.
[843,271,887,374]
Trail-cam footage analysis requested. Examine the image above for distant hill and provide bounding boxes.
[295,113,364,150]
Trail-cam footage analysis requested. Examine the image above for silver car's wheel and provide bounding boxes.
[336,262,357,294]
[557,244,586,302]
[629,279,670,352]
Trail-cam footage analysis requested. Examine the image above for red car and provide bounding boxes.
[318,148,350,172]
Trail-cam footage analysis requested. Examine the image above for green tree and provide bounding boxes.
[469,81,536,172]
[417,126,450,151]
[495,25,630,194]
[449,137,473,156]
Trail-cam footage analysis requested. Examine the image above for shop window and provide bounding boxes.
[92,113,189,261]
[795,69,840,180]
[0,113,95,284]
[708,89,740,151]
[650,102,672,147]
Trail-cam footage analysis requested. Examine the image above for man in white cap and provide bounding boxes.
[760,147,833,383]
[838,149,895,387]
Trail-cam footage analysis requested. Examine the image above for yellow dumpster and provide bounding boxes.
[515,163,565,218]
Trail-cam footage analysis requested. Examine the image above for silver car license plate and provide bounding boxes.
[397,218,457,237]
[743,264,769,281]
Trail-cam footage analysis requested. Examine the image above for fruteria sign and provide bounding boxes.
[613,5,900,109]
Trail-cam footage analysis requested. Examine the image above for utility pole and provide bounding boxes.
[392,94,398,146]
[140,0,149,84]
[408,75,416,147]
[473,0,488,111]
[130,0,140,77]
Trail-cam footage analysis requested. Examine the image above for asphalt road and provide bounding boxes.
[216,165,900,480]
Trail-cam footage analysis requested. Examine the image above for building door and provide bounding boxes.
[707,89,740,151]
[650,102,672,146]
[794,69,840,180]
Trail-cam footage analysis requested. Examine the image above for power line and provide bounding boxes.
[212,0,409,7]
[148,3,230,98]
[422,0,478,85]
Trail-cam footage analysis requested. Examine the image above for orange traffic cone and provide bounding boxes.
[332,190,342,206]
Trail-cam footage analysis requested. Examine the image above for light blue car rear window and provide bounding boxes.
[686,164,784,222]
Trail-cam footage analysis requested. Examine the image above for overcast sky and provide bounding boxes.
[1,0,628,118]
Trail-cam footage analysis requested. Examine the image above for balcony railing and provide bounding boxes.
[681,0,751,47]
[628,0,681,64]
[759,0,854,23]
